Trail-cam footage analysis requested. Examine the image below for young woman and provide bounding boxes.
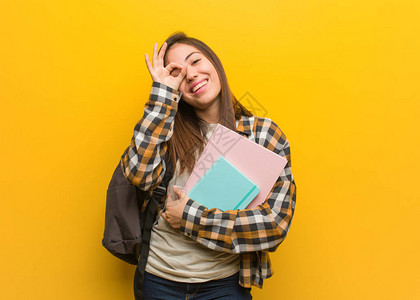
[121,32,296,299]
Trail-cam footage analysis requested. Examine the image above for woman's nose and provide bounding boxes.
[186,66,198,82]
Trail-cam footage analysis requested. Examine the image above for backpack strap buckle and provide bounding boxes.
[152,185,167,199]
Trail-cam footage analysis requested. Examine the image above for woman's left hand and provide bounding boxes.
[162,187,190,229]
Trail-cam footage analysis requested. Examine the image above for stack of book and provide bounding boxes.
[184,124,288,211]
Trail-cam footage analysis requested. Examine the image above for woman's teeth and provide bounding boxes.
[192,80,208,93]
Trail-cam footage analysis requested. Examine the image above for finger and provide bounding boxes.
[177,65,187,81]
[166,63,183,76]
[157,42,167,68]
[180,64,188,76]
[144,53,156,78]
[166,192,179,207]
[166,198,180,207]
[152,43,158,69]
[173,186,187,199]
[173,186,181,196]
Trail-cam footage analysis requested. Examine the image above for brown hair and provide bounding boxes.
[161,31,253,174]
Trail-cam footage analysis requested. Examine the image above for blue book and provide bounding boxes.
[187,156,260,211]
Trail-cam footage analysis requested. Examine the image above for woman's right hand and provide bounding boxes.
[145,42,187,91]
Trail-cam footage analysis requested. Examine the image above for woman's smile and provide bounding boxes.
[190,79,208,94]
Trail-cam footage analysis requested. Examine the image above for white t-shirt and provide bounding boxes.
[145,123,240,282]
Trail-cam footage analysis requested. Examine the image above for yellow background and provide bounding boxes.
[1,0,419,299]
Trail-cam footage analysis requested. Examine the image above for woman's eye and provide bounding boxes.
[170,68,181,76]
[192,59,200,65]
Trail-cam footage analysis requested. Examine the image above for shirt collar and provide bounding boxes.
[235,116,253,137]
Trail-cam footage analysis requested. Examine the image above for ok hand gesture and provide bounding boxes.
[145,42,187,91]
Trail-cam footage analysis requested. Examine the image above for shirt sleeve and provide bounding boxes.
[120,82,181,191]
[179,118,296,253]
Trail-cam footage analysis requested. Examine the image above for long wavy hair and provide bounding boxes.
[161,32,253,174]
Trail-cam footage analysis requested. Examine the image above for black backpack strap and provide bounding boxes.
[134,155,174,300]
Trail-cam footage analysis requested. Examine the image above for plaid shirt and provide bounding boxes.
[121,82,296,288]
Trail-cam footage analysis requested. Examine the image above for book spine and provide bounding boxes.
[233,185,258,210]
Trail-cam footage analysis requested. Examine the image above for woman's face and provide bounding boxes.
[165,43,222,112]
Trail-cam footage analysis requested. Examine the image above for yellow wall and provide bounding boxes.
[1,0,419,299]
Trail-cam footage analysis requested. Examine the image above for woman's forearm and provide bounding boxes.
[121,81,181,191]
